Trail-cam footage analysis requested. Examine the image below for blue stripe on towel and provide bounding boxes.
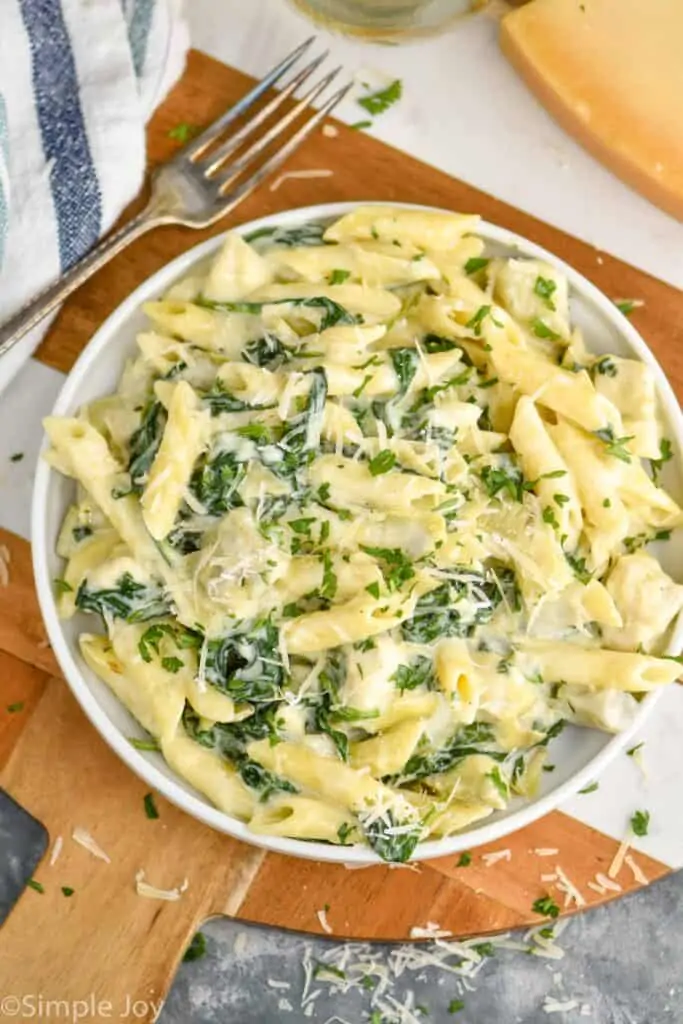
[18,0,102,271]
[127,0,156,80]
[0,95,9,269]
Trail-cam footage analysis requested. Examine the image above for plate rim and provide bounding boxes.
[31,200,683,865]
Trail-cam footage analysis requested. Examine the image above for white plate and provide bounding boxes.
[31,201,683,864]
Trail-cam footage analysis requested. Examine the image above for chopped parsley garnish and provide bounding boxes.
[534,276,557,310]
[168,121,198,143]
[532,318,560,341]
[10,452,24,462]
[465,305,491,337]
[457,851,472,867]
[631,809,650,836]
[53,578,73,595]
[143,793,159,819]
[357,79,402,116]
[129,737,161,752]
[479,461,524,502]
[578,782,599,794]
[183,931,207,962]
[448,999,465,1014]
[161,656,184,674]
[627,742,644,758]
[614,299,641,316]
[328,268,351,285]
[650,438,673,484]
[473,941,495,958]
[532,895,560,919]
[361,546,415,591]
[365,581,381,599]
[61,886,75,897]
[464,257,489,275]
[368,449,396,476]
[593,426,634,463]
[542,506,559,529]
[27,878,44,894]
[349,120,372,131]
[7,701,24,713]
[487,766,509,799]
[320,550,338,600]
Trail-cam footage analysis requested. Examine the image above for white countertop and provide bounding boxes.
[187,0,683,290]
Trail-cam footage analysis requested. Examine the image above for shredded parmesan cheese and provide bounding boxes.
[269,169,334,193]
[317,907,333,934]
[409,922,453,940]
[543,997,580,1014]
[607,837,631,880]
[624,853,649,885]
[533,848,559,857]
[71,827,111,863]
[49,835,63,867]
[322,124,339,138]
[594,872,621,893]
[135,869,188,901]
[553,865,586,907]
[481,848,512,867]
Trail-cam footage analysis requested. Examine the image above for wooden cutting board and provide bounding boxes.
[1,49,681,1021]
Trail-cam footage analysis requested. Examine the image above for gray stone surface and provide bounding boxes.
[161,869,682,1024]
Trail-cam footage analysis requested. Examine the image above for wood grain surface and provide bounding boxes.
[1,49,679,1022]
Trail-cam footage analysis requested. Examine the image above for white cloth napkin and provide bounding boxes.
[0,0,189,389]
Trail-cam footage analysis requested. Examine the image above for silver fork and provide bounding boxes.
[0,38,351,360]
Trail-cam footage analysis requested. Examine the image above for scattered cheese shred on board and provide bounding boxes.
[317,908,333,934]
[541,873,558,883]
[71,827,111,863]
[49,835,63,867]
[269,169,334,193]
[554,865,586,907]
[533,848,559,857]
[608,837,631,879]
[409,922,453,939]
[481,848,512,867]
[594,872,621,893]
[624,853,649,885]
[135,869,188,901]
[322,124,339,138]
[587,881,607,896]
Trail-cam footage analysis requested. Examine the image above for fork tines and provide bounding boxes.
[175,38,351,202]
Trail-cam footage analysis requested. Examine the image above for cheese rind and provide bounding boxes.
[500,0,683,221]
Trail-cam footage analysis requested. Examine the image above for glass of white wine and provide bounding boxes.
[290,0,489,39]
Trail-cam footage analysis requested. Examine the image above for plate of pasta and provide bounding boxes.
[32,203,683,864]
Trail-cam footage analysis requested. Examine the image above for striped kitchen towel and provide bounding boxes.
[0,0,189,388]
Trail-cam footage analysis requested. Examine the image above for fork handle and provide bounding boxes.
[0,207,161,360]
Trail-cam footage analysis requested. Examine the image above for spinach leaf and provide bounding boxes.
[182,703,296,800]
[390,348,419,396]
[362,810,422,863]
[204,618,284,703]
[272,369,327,478]
[397,722,504,782]
[198,296,360,332]
[401,567,518,643]
[392,656,435,692]
[479,459,525,502]
[201,384,257,416]
[313,648,350,760]
[245,221,327,248]
[189,450,246,516]
[128,401,167,491]
[243,334,293,370]
[76,572,170,622]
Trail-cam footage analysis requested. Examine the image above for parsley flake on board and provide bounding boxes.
[357,79,402,116]
[456,851,472,867]
[532,895,560,919]
[167,121,198,143]
[183,932,207,962]
[144,793,160,819]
